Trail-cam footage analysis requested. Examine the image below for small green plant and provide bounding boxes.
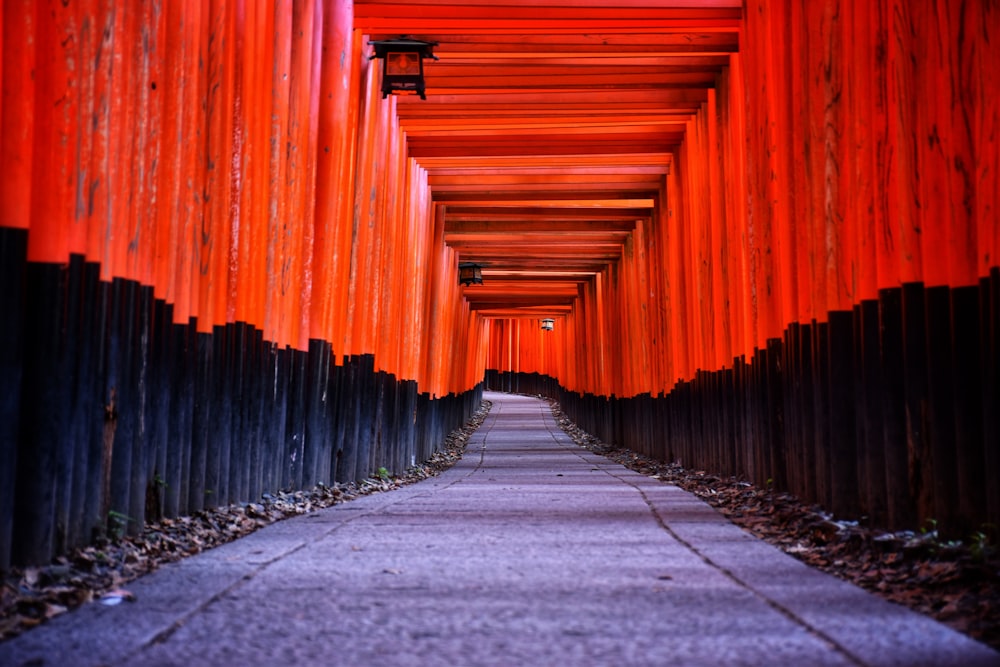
[377,466,391,482]
[107,510,134,540]
[912,518,974,554]
[969,525,996,562]
[970,531,988,561]
[153,473,168,489]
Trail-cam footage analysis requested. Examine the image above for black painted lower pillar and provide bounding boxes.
[13,263,67,565]
[0,228,27,569]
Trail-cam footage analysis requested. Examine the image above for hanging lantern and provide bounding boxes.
[541,318,555,331]
[368,37,438,100]
[458,263,484,287]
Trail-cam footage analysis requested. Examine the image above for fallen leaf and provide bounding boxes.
[99,589,136,606]
[22,568,39,587]
[44,604,68,620]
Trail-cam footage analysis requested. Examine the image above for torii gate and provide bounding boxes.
[0,0,996,569]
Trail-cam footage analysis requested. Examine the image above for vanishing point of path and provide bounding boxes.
[2,392,997,666]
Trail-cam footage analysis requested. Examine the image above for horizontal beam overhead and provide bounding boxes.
[356,0,733,312]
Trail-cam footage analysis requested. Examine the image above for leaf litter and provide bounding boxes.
[0,401,491,643]
[549,400,1000,652]
[3,396,996,653]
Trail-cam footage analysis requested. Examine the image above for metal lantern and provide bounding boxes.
[458,263,484,287]
[368,37,438,100]
[541,318,555,331]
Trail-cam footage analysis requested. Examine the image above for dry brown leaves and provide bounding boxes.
[0,400,491,643]
[550,402,1000,652]
[5,397,996,653]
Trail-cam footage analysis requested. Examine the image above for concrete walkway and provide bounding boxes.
[2,392,997,666]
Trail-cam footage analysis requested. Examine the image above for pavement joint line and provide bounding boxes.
[124,539,309,662]
[533,397,871,666]
[523,402,863,667]
[131,396,512,656]
[593,460,870,667]
[456,397,501,477]
[5,393,995,665]
[487,400,867,658]
[123,452,480,665]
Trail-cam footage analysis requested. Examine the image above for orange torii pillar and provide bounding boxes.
[497,0,998,539]
[0,0,484,569]
[735,0,998,535]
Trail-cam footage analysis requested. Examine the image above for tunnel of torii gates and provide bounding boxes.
[0,0,997,569]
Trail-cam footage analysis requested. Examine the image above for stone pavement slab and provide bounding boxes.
[2,392,997,666]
